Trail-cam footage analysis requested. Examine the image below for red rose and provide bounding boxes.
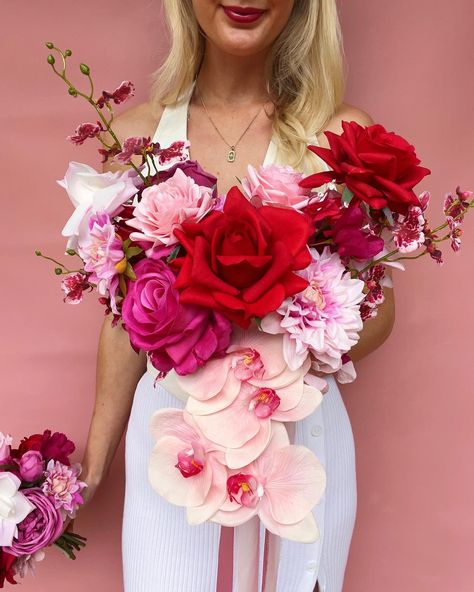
[0,549,17,587]
[171,188,311,328]
[300,121,431,214]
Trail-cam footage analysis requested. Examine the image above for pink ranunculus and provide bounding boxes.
[261,247,365,377]
[177,329,323,468]
[148,409,228,525]
[241,164,311,210]
[77,212,124,312]
[127,167,214,248]
[61,272,91,304]
[67,122,103,145]
[211,422,326,543]
[41,460,87,519]
[19,451,44,482]
[0,432,13,463]
[59,162,139,250]
[3,488,64,556]
[121,258,232,376]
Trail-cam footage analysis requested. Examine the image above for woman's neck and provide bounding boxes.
[196,42,270,107]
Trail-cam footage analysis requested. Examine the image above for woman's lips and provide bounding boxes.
[221,5,266,24]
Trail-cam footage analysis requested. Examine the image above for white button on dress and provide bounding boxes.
[311,424,323,437]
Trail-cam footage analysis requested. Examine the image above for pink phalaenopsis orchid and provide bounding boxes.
[211,422,326,543]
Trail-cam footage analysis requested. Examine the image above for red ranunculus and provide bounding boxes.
[171,188,312,328]
[300,121,431,214]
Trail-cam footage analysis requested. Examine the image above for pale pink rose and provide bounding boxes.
[241,164,311,210]
[77,212,124,313]
[41,460,87,519]
[177,329,323,468]
[261,247,365,378]
[127,167,214,248]
[59,162,138,250]
[211,422,326,543]
[148,410,228,525]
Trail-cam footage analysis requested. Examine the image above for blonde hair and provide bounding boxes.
[151,0,346,172]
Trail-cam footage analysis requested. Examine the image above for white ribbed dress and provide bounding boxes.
[121,88,358,592]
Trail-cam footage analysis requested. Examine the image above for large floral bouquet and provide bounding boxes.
[0,430,87,587]
[38,44,473,545]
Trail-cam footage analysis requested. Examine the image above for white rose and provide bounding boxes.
[0,472,35,546]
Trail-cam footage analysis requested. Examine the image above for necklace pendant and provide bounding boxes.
[227,146,236,163]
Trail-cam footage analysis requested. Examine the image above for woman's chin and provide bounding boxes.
[210,31,271,58]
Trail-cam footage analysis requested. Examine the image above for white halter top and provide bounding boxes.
[146,85,330,396]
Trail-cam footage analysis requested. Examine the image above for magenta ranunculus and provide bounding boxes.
[121,258,232,375]
[19,451,44,482]
[3,488,64,557]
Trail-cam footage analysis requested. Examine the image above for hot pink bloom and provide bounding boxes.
[127,167,214,248]
[148,409,228,525]
[3,488,63,556]
[78,212,124,313]
[211,423,326,543]
[61,272,91,304]
[393,205,426,253]
[261,247,365,376]
[67,122,103,145]
[41,460,87,519]
[18,451,44,482]
[177,329,323,468]
[97,80,135,108]
[241,164,311,210]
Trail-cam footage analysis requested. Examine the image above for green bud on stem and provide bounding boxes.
[47,54,55,65]
[45,41,54,49]
[64,49,72,57]
[66,249,76,256]
[54,267,63,275]
[79,63,90,75]
[35,250,42,256]
[68,87,78,97]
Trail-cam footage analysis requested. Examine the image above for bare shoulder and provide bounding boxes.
[316,101,374,148]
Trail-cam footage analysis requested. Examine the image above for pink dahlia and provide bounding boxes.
[261,247,365,375]
[78,212,124,313]
[41,460,87,519]
[241,164,311,210]
[127,167,214,248]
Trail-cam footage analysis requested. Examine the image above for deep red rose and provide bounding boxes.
[302,189,344,227]
[171,188,312,328]
[17,430,75,466]
[300,121,431,214]
[0,549,18,587]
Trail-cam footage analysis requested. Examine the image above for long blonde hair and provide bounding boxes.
[151,0,346,172]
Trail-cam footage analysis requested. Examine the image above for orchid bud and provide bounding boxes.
[66,248,76,256]
[45,41,54,49]
[54,267,62,275]
[79,63,90,75]
[64,49,72,57]
[35,250,42,256]
[68,87,78,97]
[47,54,55,65]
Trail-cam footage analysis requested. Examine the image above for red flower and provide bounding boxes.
[171,188,311,328]
[300,121,431,214]
[302,189,344,226]
[0,549,17,587]
[67,122,103,145]
[17,430,75,466]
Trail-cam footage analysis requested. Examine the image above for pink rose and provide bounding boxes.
[19,451,44,482]
[127,167,214,248]
[241,164,311,210]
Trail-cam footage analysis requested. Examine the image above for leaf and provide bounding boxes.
[125,246,143,259]
[166,245,182,263]
[124,262,136,280]
[123,238,131,250]
[342,186,354,206]
[119,274,128,297]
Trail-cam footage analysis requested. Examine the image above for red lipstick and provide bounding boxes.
[222,5,266,24]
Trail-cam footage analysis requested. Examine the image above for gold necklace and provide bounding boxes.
[193,84,264,163]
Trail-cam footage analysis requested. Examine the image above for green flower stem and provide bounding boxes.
[36,252,83,274]
[431,200,474,234]
[0,464,17,471]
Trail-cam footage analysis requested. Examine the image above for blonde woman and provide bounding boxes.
[77,1,395,591]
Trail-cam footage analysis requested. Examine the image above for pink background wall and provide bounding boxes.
[2,1,473,590]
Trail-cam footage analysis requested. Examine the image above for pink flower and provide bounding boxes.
[61,272,91,304]
[114,136,158,164]
[127,167,215,248]
[211,423,326,543]
[41,460,87,519]
[359,265,386,321]
[121,258,232,375]
[3,488,63,556]
[261,247,365,376]
[241,164,311,210]
[77,212,124,312]
[148,410,228,525]
[231,350,264,381]
[97,80,135,108]
[0,432,13,463]
[18,430,75,466]
[177,329,323,468]
[155,141,190,168]
[67,122,103,145]
[59,162,138,250]
[393,205,426,253]
[443,187,472,252]
[19,451,44,482]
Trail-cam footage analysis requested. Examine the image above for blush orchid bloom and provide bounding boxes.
[177,329,323,468]
[148,409,228,525]
[211,423,326,543]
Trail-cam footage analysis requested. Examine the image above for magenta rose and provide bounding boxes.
[3,488,64,556]
[19,451,45,482]
[121,258,232,375]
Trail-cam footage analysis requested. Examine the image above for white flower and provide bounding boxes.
[58,162,139,250]
[0,472,35,546]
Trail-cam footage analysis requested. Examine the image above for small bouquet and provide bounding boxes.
[38,44,472,545]
[0,430,87,587]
